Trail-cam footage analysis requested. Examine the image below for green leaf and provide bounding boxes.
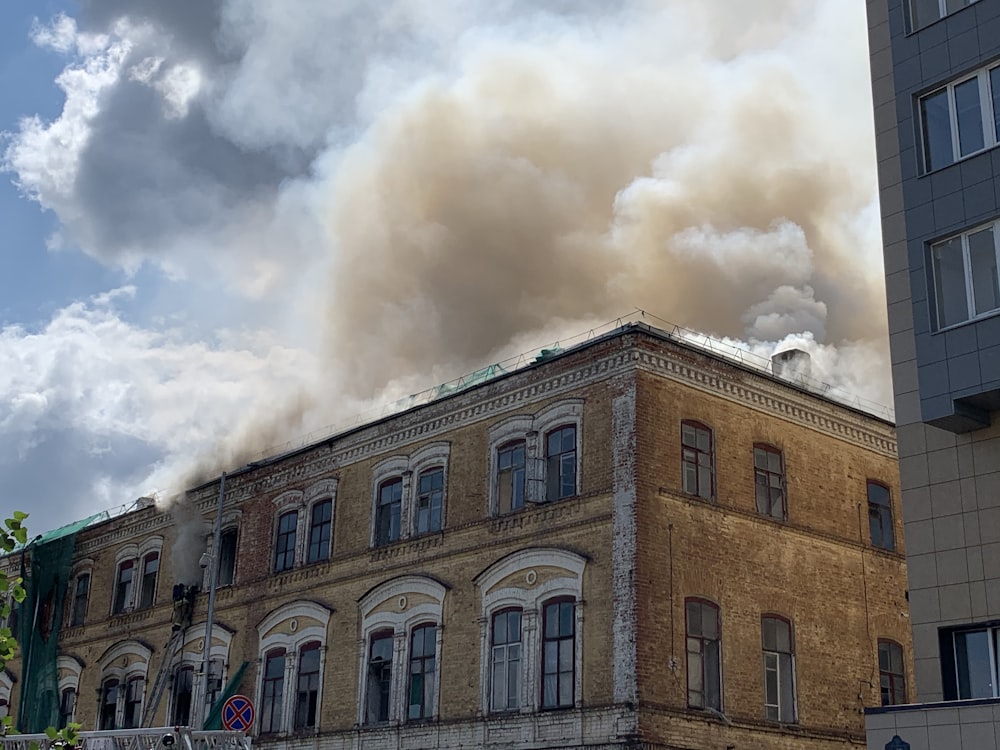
[45,727,58,740]
[12,511,27,522]
[13,528,27,544]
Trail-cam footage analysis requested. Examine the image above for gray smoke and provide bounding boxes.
[169,495,209,586]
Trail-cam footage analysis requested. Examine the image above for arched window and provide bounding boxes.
[217,528,238,587]
[753,444,786,520]
[97,640,151,729]
[357,576,446,725]
[878,639,907,706]
[113,561,134,615]
[681,421,715,500]
[138,552,159,609]
[762,615,796,722]
[57,655,83,728]
[475,548,585,714]
[307,500,332,563]
[541,598,575,708]
[294,642,321,729]
[867,481,895,551]
[260,649,286,734]
[685,598,721,710]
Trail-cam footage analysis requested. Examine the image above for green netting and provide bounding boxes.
[202,662,248,730]
[16,514,100,732]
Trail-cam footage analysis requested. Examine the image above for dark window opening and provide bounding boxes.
[408,624,437,720]
[545,426,577,501]
[762,615,795,722]
[274,511,298,572]
[541,599,575,709]
[260,649,286,733]
[113,561,134,614]
[307,500,332,563]
[490,609,522,712]
[682,421,715,500]
[415,470,444,534]
[366,630,393,725]
[217,528,238,587]
[878,639,907,706]
[497,441,526,514]
[139,552,159,609]
[754,445,786,520]
[294,642,321,729]
[686,598,721,711]
[867,481,895,551]
[375,479,402,546]
[70,573,89,627]
[172,666,193,727]
[100,679,119,730]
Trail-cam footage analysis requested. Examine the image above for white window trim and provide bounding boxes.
[920,61,1000,172]
[167,623,234,726]
[930,217,1000,329]
[57,655,84,724]
[487,400,584,515]
[356,576,446,726]
[370,444,451,547]
[255,600,332,735]
[97,640,152,728]
[474,548,586,714]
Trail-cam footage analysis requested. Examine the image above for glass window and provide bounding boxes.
[969,226,1000,316]
[682,421,715,500]
[991,67,1000,142]
[171,666,193,727]
[909,0,980,33]
[274,511,297,572]
[490,609,522,712]
[933,236,971,327]
[366,631,393,725]
[541,599,575,709]
[879,640,907,706]
[307,500,333,563]
[100,679,119,730]
[408,624,437,720]
[686,599,722,711]
[375,479,403,546]
[70,573,90,627]
[58,687,76,727]
[867,481,895,551]
[955,77,985,156]
[921,89,954,171]
[955,629,995,698]
[546,426,577,500]
[260,649,286,733]
[123,677,143,729]
[497,441,526,514]
[294,642,321,729]
[415,469,444,534]
[754,445,786,521]
[113,561,133,614]
[139,553,159,610]
[762,616,796,722]
[217,528,238,587]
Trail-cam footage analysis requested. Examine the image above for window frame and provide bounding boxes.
[306,498,333,564]
[112,560,134,615]
[753,444,787,521]
[918,60,1000,173]
[878,638,908,706]
[100,678,120,730]
[260,648,287,735]
[365,629,394,726]
[375,477,404,547]
[122,675,144,729]
[907,0,980,34]
[171,665,194,727]
[138,552,159,610]
[58,686,77,727]
[217,527,239,587]
[681,421,716,501]
[540,598,576,710]
[69,572,90,627]
[929,218,1000,330]
[413,467,445,535]
[496,439,527,515]
[867,480,896,552]
[273,510,298,573]
[685,597,722,712]
[294,641,322,730]
[761,614,796,723]
[489,608,523,713]
[544,425,578,501]
[407,623,438,721]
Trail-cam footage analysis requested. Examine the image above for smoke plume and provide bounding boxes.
[3,0,891,514]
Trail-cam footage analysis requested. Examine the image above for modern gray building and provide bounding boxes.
[865,0,1000,746]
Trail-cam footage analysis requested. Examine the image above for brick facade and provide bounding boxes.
[2,324,908,749]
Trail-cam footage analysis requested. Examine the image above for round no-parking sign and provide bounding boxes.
[222,694,255,732]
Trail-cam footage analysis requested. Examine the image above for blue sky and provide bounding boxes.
[0,0,891,535]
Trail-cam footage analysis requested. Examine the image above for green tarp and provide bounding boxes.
[16,513,104,732]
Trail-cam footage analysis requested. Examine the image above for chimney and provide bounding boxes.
[772,348,811,381]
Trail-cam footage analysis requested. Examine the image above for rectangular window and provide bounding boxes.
[954,628,996,698]
[100,679,119,730]
[307,500,332,563]
[366,631,393,724]
[375,479,402,546]
[294,643,321,729]
[545,426,577,500]
[933,223,1000,327]
[682,421,715,500]
[686,599,722,711]
[908,0,979,32]
[408,624,437,720]
[754,445,786,521]
[123,677,143,729]
[217,529,238,587]
[171,667,193,727]
[415,469,444,534]
[274,511,297,572]
[139,553,159,609]
[58,688,76,727]
[497,441,526,514]
[762,616,796,722]
[261,650,286,733]
[879,640,907,706]
[490,609,522,712]
[70,573,90,627]
[541,599,575,709]
[919,62,1000,172]
[113,561,133,614]
[867,481,896,551]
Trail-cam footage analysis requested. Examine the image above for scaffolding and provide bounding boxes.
[0,728,250,750]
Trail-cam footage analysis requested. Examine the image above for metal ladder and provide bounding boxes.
[141,627,185,727]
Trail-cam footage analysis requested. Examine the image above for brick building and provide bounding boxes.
[2,323,908,749]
